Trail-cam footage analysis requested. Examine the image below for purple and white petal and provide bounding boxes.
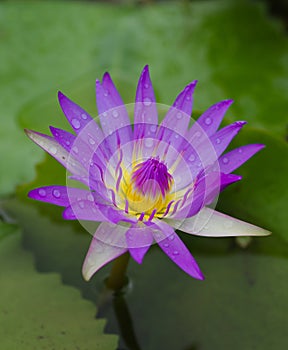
[126,225,154,264]
[82,222,129,281]
[28,186,93,207]
[169,207,271,237]
[134,66,158,139]
[150,219,204,280]
[24,129,85,176]
[161,81,197,135]
[189,99,233,137]
[218,144,265,174]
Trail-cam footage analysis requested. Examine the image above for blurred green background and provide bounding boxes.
[0,1,287,349]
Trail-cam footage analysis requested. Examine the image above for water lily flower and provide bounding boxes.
[26,66,270,281]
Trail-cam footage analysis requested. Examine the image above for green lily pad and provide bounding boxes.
[1,1,287,197]
[0,231,118,350]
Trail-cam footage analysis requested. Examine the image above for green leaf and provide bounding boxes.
[0,231,118,350]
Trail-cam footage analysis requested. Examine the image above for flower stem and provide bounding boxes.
[106,252,130,292]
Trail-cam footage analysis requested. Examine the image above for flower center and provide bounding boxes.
[122,157,173,216]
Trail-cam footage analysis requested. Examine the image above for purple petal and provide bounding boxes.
[150,219,204,280]
[134,66,158,138]
[82,222,129,281]
[63,200,107,221]
[170,207,271,237]
[24,129,85,176]
[96,73,132,145]
[28,186,93,207]
[191,99,233,137]
[218,144,265,174]
[194,121,247,165]
[126,226,154,264]
[58,91,94,133]
[161,81,197,134]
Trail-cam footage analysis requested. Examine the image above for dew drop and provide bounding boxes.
[150,125,157,133]
[195,131,201,138]
[173,250,179,255]
[174,134,179,139]
[49,146,57,155]
[65,140,70,146]
[38,189,46,197]
[216,138,221,144]
[205,117,212,125]
[238,148,243,153]
[186,95,191,101]
[189,154,196,162]
[163,243,169,248]
[52,189,61,198]
[144,138,153,148]
[168,234,175,241]
[144,83,149,89]
[112,110,119,118]
[78,201,85,209]
[87,193,94,201]
[176,112,182,120]
[72,146,78,154]
[104,90,109,97]
[143,97,152,106]
[89,138,95,145]
[103,112,108,117]
[71,118,81,130]
[222,157,229,164]
[81,113,87,120]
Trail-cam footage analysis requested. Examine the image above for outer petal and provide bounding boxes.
[126,226,154,264]
[218,144,265,174]
[190,99,233,137]
[148,219,204,280]
[168,207,271,237]
[28,186,93,207]
[161,81,197,134]
[96,73,132,145]
[134,66,158,138]
[24,129,85,176]
[82,222,129,281]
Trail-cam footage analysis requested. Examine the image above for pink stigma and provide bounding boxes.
[131,157,173,197]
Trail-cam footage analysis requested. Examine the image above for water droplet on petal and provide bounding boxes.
[174,134,179,139]
[163,243,169,248]
[52,189,61,198]
[168,234,175,241]
[143,97,152,106]
[50,146,57,155]
[81,113,87,120]
[78,201,85,209]
[72,146,78,154]
[112,110,119,118]
[222,157,229,164]
[205,117,212,125]
[65,140,70,146]
[89,137,95,145]
[71,118,81,130]
[173,250,179,255]
[216,138,221,144]
[144,83,149,89]
[186,95,191,101]
[150,125,157,133]
[38,189,46,197]
[189,154,196,162]
[195,131,201,138]
[238,148,243,153]
[87,193,94,201]
[104,90,109,97]
[144,138,153,148]
[176,112,182,120]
